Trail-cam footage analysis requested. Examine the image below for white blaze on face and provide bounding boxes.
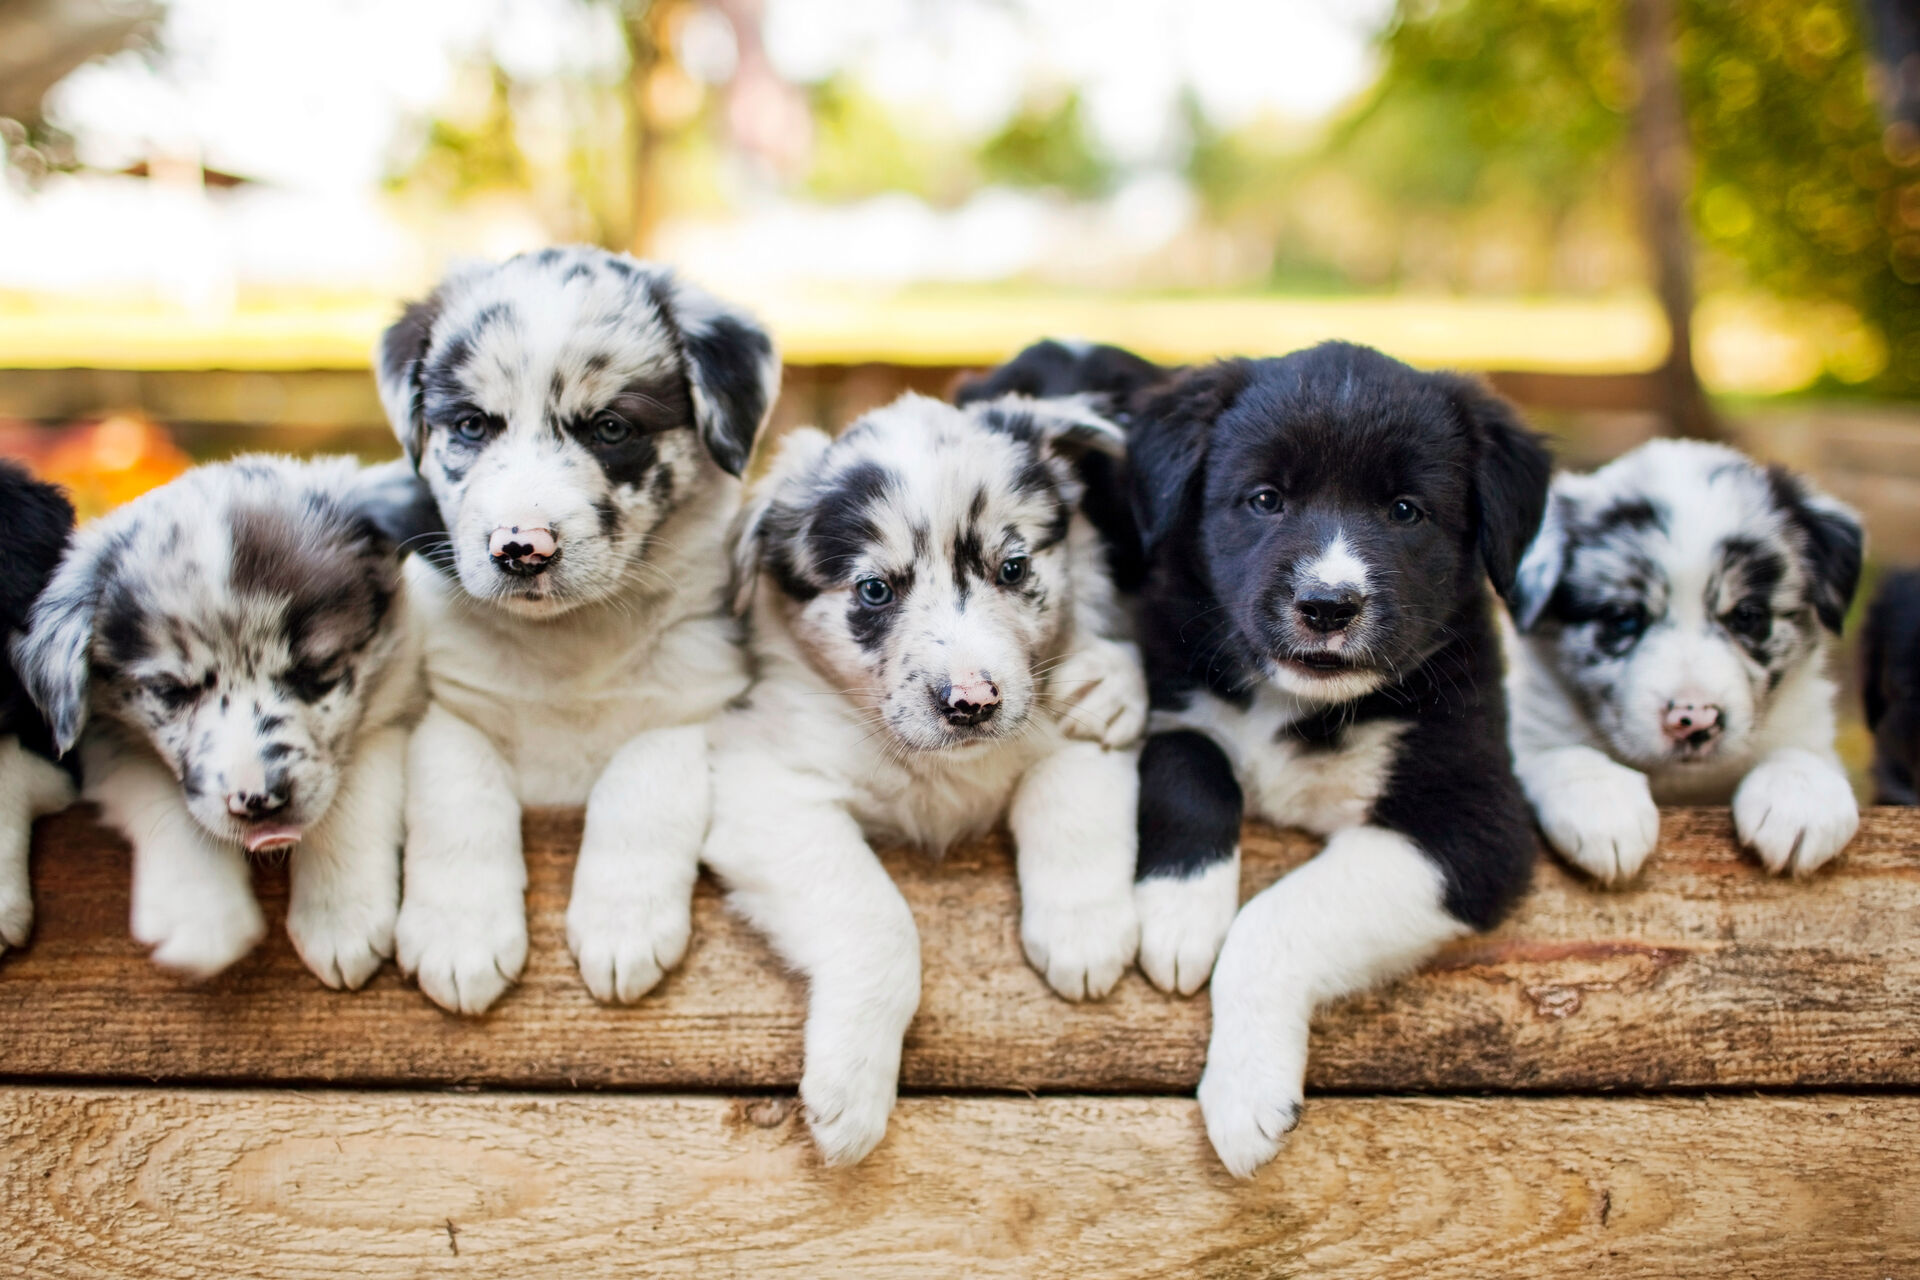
[1301,531,1369,595]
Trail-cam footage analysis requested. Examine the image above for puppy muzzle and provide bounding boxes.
[490,524,558,577]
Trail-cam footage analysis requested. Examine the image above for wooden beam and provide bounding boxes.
[3,807,1915,1092]
[2,1088,1913,1278]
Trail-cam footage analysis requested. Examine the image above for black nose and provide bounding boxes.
[493,543,551,577]
[226,788,290,820]
[1296,590,1364,634]
[939,687,1001,727]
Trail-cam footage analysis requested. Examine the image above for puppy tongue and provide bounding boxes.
[244,824,304,854]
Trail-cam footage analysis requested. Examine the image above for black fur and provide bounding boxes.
[1768,466,1864,634]
[0,462,75,766]
[1137,730,1243,880]
[1864,569,1920,805]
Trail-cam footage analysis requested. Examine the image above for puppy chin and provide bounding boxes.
[1267,656,1387,704]
[455,557,591,619]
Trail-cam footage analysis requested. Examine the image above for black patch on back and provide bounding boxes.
[0,461,75,760]
[1136,730,1243,881]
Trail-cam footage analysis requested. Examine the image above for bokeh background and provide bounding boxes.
[2,0,1917,780]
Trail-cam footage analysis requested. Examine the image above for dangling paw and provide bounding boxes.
[1733,750,1858,876]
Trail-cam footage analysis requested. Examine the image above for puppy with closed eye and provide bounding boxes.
[374,245,780,1015]
[11,456,425,985]
[707,391,1146,1166]
[1506,439,1864,881]
[0,461,78,958]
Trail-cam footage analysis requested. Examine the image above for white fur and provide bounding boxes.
[1301,531,1369,594]
[1135,852,1240,996]
[0,738,74,955]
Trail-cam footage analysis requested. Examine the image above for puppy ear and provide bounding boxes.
[1509,491,1569,632]
[1768,466,1863,634]
[1128,361,1247,555]
[728,426,831,616]
[9,538,107,756]
[1442,375,1553,602]
[955,338,1164,409]
[348,459,445,558]
[374,292,444,467]
[973,394,1127,461]
[660,274,781,478]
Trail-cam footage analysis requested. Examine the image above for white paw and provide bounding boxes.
[1051,640,1148,748]
[1531,760,1659,885]
[1021,891,1140,1001]
[1135,859,1239,996]
[800,1048,898,1167]
[395,896,527,1016]
[0,857,31,954]
[288,890,397,991]
[566,883,691,1004]
[1197,1032,1306,1180]
[1733,752,1859,876]
[132,889,266,980]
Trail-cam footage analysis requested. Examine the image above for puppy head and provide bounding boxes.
[375,246,779,617]
[1131,342,1550,702]
[734,393,1123,753]
[1510,439,1862,771]
[10,457,412,852]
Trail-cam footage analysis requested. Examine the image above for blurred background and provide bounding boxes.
[1,0,1917,772]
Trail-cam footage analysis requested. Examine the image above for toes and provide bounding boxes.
[1022,899,1139,1002]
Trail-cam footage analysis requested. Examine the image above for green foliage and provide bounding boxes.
[804,76,967,205]
[389,65,531,201]
[978,90,1115,198]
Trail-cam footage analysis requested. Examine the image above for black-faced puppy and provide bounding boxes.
[706,392,1146,1166]
[0,461,77,956]
[1865,569,1920,804]
[11,457,424,985]
[1507,440,1864,879]
[374,246,780,1015]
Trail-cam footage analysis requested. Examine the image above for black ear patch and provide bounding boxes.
[654,276,780,479]
[1441,375,1553,601]
[1768,466,1863,634]
[374,293,445,466]
[1127,361,1251,555]
[956,338,1166,411]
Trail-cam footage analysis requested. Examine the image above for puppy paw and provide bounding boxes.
[1135,861,1239,996]
[565,884,691,1004]
[288,891,396,991]
[396,897,527,1016]
[1734,751,1859,876]
[1531,760,1660,885]
[1197,1035,1306,1180]
[1021,891,1140,1001]
[0,859,32,954]
[1051,639,1148,748]
[800,1049,898,1167]
[133,892,266,980]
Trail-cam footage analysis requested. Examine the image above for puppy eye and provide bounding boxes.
[997,556,1029,586]
[855,577,894,608]
[1388,499,1424,525]
[591,413,633,446]
[1725,599,1771,639]
[1595,603,1649,645]
[1248,487,1282,514]
[453,415,493,443]
[282,664,342,702]
[145,678,198,710]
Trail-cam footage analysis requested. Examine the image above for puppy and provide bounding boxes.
[0,461,78,957]
[11,456,425,985]
[1864,569,1920,804]
[373,245,780,1015]
[1507,439,1864,881]
[982,339,1552,1178]
[707,391,1147,1165]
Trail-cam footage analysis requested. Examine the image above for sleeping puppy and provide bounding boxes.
[1864,569,1920,804]
[707,391,1146,1165]
[373,246,780,1015]
[985,339,1551,1178]
[1507,439,1864,881]
[11,456,425,985]
[0,461,78,957]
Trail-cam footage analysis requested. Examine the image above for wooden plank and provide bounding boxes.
[1,1087,1913,1278]
[3,807,1916,1092]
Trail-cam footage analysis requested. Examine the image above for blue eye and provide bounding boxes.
[997,556,1029,586]
[591,412,632,445]
[856,577,894,607]
[1389,499,1423,525]
[454,415,491,442]
[1596,603,1649,647]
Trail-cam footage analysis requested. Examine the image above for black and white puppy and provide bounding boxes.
[981,338,1551,1178]
[1864,569,1920,805]
[707,392,1146,1166]
[374,245,780,1015]
[0,461,77,958]
[1507,440,1864,880]
[11,457,424,985]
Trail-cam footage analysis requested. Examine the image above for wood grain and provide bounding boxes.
[2,1087,1913,1279]
[2,806,1916,1092]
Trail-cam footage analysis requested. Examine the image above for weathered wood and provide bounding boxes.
[3,807,1915,1092]
[1,1088,1913,1278]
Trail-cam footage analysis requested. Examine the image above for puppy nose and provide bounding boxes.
[1296,589,1364,634]
[226,788,289,820]
[942,676,1000,727]
[490,525,557,577]
[1663,701,1723,746]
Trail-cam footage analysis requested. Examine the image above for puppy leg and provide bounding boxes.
[705,770,920,1166]
[0,736,73,954]
[1198,826,1465,1178]
[567,723,708,1004]
[1048,637,1149,748]
[395,704,527,1015]
[1515,745,1660,884]
[1733,746,1859,876]
[1133,730,1243,996]
[87,746,264,978]
[286,725,405,991]
[1010,738,1140,1001]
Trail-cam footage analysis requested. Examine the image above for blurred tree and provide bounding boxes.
[0,0,163,183]
[978,90,1115,198]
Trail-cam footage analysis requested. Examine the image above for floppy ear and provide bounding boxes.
[1127,361,1247,555]
[1508,491,1569,632]
[955,338,1165,409]
[9,537,108,756]
[374,292,445,467]
[728,426,831,616]
[973,394,1127,460]
[348,459,445,557]
[1768,466,1864,634]
[661,274,781,478]
[1442,375,1553,603]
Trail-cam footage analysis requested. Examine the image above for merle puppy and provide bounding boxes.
[1507,440,1864,880]
[1865,569,1920,804]
[973,338,1551,1178]
[0,461,77,957]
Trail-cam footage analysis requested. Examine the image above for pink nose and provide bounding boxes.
[489,525,557,562]
[1662,701,1723,745]
[943,675,1000,727]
